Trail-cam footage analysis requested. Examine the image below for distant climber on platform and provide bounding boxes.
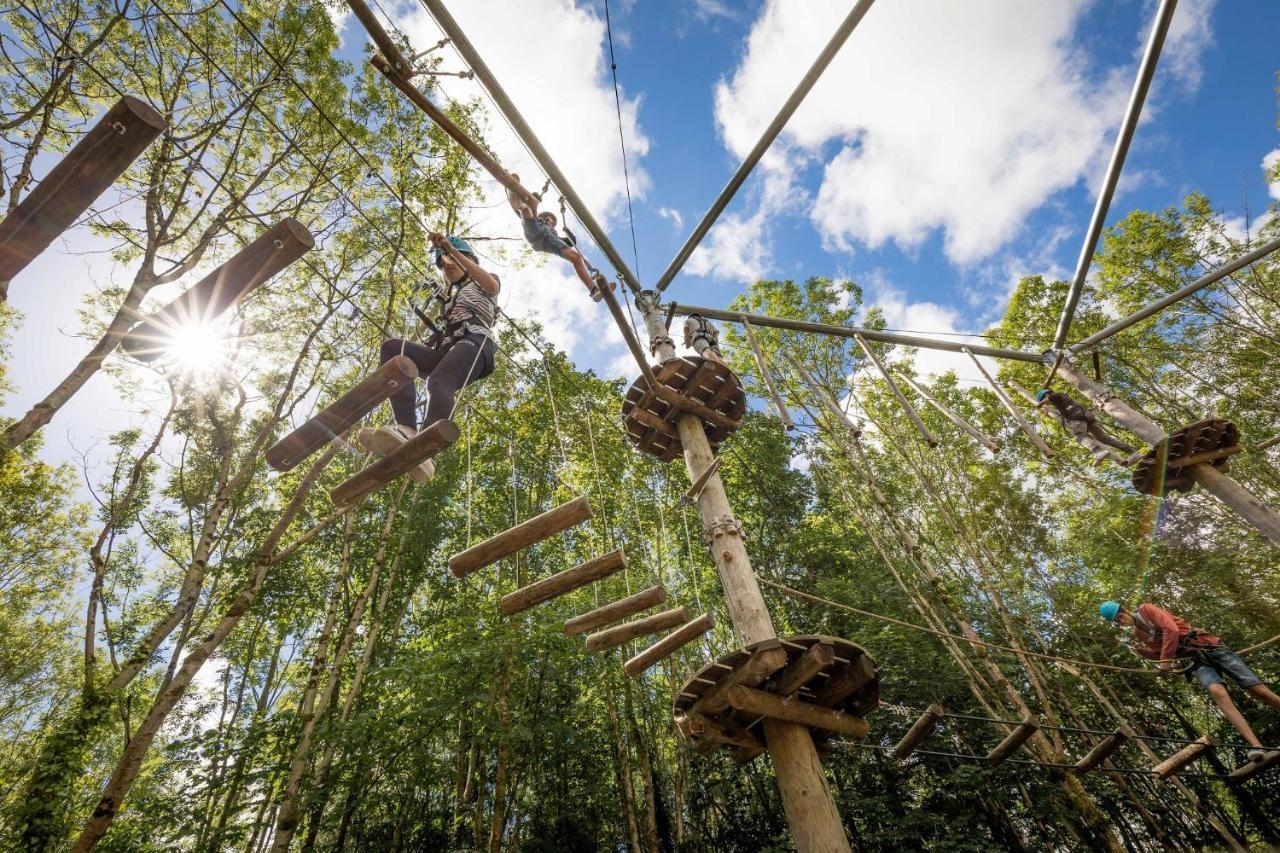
[1100,600,1280,763]
[507,172,614,302]
[1036,388,1140,466]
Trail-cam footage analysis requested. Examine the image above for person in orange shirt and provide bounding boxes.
[1100,601,1279,762]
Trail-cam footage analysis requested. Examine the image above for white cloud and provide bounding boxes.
[692,0,738,23]
[656,206,684,230]
[1160,0,1216,92]
[712,0,1216,266]
[685,168,796,281]
[1264,147,1280,201]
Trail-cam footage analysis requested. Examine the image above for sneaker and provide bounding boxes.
[1247,748,1269,763]
[358,425,434,484]
[506,174,530,217]
[589,273,615,303]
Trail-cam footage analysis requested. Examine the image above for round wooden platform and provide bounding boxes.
[621,356,746,462]
[673,634,878,763]
[1132,418,1241,496]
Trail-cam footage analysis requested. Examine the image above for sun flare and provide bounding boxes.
[164,319,233,379]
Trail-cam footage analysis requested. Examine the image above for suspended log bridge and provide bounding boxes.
[585,606,689,652]
[785,352,861,436]
[893,704,944,759]
[499,548,626,615]
[449,495,593,577]
[986,715,1039,767]
[965,349,1053,459]
[1074,726,1132,774]
[0,96,165,291]
[1226,749,1280,783]
[674,635,878,764]
[853,334,939,448]
[329,419,458,509]
[1131,418,1241,496]
[1153,734,1215,780]
[897,373,1000,452]
[621,356,745,461]
[267,357,418,471]
[121,219,315,360]
[624,613,714,677]
[741,319,795,430]
[563,585,666,636]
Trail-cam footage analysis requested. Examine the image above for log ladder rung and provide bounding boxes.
[1152,735,1215,779]
[893,704,945,760]
[499,549,626,615]
[624,614,714,677]
[584,607,688,652]
[563,585,666,636]
[329,419,459,509]
[1226,749,1280,783]
[1073,726,1132,774]
[986,715,1039,767]
[450,495,593,578]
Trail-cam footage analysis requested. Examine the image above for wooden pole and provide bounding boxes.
[1226,749,1280,783]
[637,292,851,853]
[726,685,870,738]
[1074,726,1132,774]
[742,319,796,430]
[897,373,1000,452]
[584,606,688,652]
[563,585,665,636]
[121,218,315,361]
[986,715,1039,767]
[892,704,944,759]
[329,419,459,509]
[767,641,834,697]
[1152,735,1215,780]
[499,548,626,615]
[624,614,714,677]
[853,334,939,447]
[784,351,861,436]
[676,713,764,752]
[449,495,593,577]
[1055,363,1280,543]
[964,347,1053,459]
[0,96,166,290]
[1255,433,1280,452]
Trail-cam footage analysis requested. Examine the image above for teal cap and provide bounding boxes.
[1036,389,1050,402]
[1099,601,1121,622]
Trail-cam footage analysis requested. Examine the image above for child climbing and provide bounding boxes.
[507,173,614,302]
[1100,600,1280,762]
[361,233,498,481]
[1036,388,1140,466]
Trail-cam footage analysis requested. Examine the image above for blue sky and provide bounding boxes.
[5,0,1280,476]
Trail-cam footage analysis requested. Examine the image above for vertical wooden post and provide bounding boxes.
[636,291,851,853]
[0,96,166,294]
[1055,363,1280,543]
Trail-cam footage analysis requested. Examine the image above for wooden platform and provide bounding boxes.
[1132,418,1241,496]
[621,356,746,462]
[673,634,878,763]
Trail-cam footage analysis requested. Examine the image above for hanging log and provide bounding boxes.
[892,704,945,759]
[585,607,689,652]
[1152,735,1215,780]
[563,585,665,636]
[1226,749,1280,783]
[897,373,1000,452]
[0,96,166,287]
[624,614,714,677]
[986,715,1039,767]
[678,457,721,509]
[724,685,870,738]
[812,653,876,708]
[329,419,459,509]
[676,712,764,752]
[1074,726,1132,774]
[499,548,626,615]
[121,219,315,360]
[766,641,834,697]
[742,319,796,430]
[688,643,788,718]
[785,352,861,436]
[853,334,939,447]
[449,495,593,578]
[964,349,1054,459]
[267,357,419,471]
[1256,434,1280,452]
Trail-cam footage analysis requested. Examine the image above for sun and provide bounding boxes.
[163,318,235,380]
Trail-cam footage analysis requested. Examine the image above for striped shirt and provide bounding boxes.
[443,274,499,330]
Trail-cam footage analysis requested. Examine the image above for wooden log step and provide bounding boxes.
[267,357,419,471]
[766,641,834,697]
[688,643,788,718]
[563,585,665,636]
[449,495,593,578]
[812,653,877,710]
[893,704,944,760]
[499,548,626,616]
[1165,445,1242,470]
[1152,735,1214,780]
[624,614,714,677]
[725,685,870,738]
[1074,726,1132,774]
[986,715,1039,767]
[584,606,688,652]
[676,712,763,752]
[328,419,458,509]
[1226,749,1280,783]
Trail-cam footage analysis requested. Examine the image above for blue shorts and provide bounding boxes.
[1190,646,1262,690]
[522,217,571,255]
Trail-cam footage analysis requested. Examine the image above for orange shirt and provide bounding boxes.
[1131,603,1220,662]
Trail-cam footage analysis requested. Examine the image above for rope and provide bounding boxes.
[602,0,641,281]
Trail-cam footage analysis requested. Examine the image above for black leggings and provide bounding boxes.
[380,333,494,429]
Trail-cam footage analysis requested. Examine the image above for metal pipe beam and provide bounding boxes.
[1067,235,1280,354]
[421,0,643,297]
[1051,0,1178,349]
[653,0,876,293]
[668,302,1048,364]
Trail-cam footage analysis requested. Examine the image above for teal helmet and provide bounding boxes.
[1099,601,1122,622]
[433,235,477,267]
[1035,389,1050,402]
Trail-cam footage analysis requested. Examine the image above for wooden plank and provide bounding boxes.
[651,384,740,432]
[624,614,714,677]
[0,96,165,285]
[676,712,764,751]
[449,495,593,578]
[266,357,418,471]
[811,654,876,708]
[1226,749,1280,783]
[689,645,789,718]
[726,685,870,738]
[499,548,626,615]
[628,406,679,438]
[584,607,688,652]
[122,218,315,361]
[1074,726,1132,774]
[328,418,458,509]
[893,704,944,759]
[766,642,835,698]
[678,457,721,508]
[786,352,861,436]
[1153,734,1215,779]
[1166,445,1242,470]
[986,715,1039,767]
[563,585,665,636]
